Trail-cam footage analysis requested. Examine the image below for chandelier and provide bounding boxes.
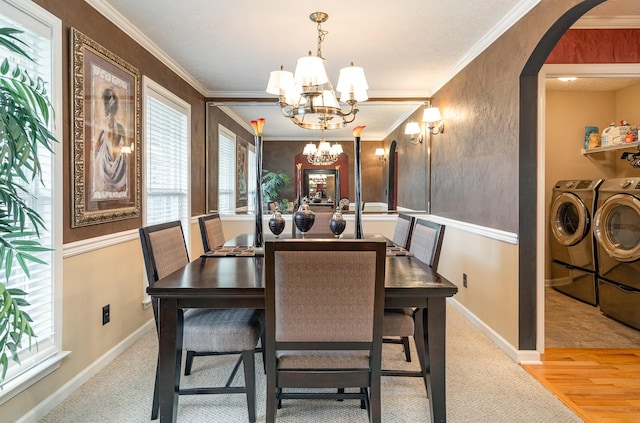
[266,11,368,130]
[303,132,343,165]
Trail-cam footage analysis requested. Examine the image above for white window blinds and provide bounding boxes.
[0,2,62,390]
[218,126,236,213]
[144,78,190,240]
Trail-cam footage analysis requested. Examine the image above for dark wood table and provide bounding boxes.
[148,235,458,423]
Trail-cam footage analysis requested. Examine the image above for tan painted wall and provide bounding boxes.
[437,227,519,346]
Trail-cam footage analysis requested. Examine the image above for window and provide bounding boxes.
[218,126,236,213]
[0,1,63,400]
[143,77,191,242]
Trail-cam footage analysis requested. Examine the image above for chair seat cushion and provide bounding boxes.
[382,308,414,337]
[182,308,264,352]
[277,350,370,369]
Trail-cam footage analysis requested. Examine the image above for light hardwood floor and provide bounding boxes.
[529,288,640,422]
[523,349,640,423]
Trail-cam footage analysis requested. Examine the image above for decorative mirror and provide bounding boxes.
[303,169,337,205]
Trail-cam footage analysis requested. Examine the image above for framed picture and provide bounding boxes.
[236,140,248,208]
[71,28,141,227]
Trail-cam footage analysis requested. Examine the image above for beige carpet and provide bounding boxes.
[40,305,582,422]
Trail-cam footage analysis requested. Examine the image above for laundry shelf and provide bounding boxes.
[582,141,640,156]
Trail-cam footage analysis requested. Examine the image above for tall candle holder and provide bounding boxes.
[353,126,365,239]
[293,163,302,237]
[335,165,340,206]
[250,118,265,248]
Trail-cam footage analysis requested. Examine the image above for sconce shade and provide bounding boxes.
[374,148,385,157]
[422,107,442,123]
[404,121,421,135]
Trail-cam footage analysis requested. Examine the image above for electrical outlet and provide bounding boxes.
[463,273,468,288]
[102,304,110,325]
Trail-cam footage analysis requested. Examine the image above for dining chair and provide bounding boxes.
[264,239,387,423]
[382,213,416,361]
[139,220,264,422]
[382,219,445,371]
[198,212,226,252]
[392,213,415,250]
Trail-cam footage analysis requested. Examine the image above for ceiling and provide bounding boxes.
[87,0,640,141]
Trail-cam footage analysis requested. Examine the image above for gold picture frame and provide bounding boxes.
[71,28,141,227]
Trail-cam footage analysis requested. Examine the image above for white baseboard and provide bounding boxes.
[17,320,155,423]
[448,298,541,364]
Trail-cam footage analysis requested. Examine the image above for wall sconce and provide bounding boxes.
[374,148,386,162]
[403,106,445,144]
[423,107,444,135]
[404,121,423,144]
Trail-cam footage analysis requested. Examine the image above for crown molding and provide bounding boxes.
[84,0,208,96]
[428,0,541,96]
[214,103,255,135]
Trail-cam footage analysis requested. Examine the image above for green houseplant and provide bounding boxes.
[0,28,57,382]
[261,170,291,212]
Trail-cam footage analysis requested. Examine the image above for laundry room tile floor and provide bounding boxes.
[545,286,640,348]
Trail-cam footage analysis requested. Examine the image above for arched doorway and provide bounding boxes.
[518,0,607,350]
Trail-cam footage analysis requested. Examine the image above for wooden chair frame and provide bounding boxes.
[198,212,225,252]
[140,220,260,422]
[264,239,386,423]
[383,219,445,376]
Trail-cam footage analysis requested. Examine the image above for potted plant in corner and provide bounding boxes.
[261,170,291,212]
[0,28,57,383]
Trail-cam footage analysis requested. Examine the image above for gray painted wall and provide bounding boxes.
[416,0,585,234]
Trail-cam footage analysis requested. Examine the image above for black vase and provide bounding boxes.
[329,208,346,237]
[294,204,315,234]
[268,208,286,237]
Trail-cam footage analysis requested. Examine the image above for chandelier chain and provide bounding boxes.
[316,21,327,59]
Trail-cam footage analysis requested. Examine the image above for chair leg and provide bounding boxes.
[260,331,266,374]
[413,308,430,393]
[241,350,257,423]
[151,357,160,420]
[402,336,412,362]
[184,350,196,375]
[370,379,381,423]
[266,378,277,423]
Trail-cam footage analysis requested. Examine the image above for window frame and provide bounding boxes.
[0,0,64,403]
[141,76,191,306]
[218,125,237,213]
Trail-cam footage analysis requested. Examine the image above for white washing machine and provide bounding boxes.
[593,178,640,330]
[549,179,602,305]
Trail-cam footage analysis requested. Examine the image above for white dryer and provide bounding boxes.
[593,178,640,330]
[549,179,602,305]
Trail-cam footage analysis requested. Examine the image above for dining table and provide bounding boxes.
[148,233,458,423]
